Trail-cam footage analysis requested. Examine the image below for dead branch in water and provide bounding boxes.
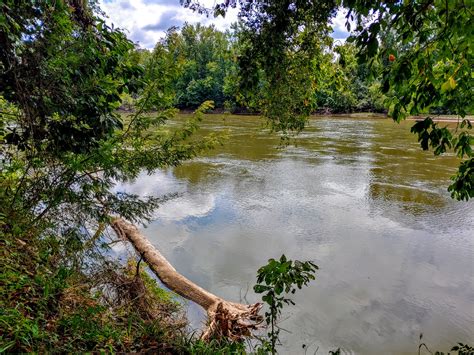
[111,218,263,342]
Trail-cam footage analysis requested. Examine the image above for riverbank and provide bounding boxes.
[406,115,473,123]
[313,113,472,122]
[119,108,471,124]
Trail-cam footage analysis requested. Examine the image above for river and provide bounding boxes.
[116,114,474,354]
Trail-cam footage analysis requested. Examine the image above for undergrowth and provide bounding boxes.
[0,229,237,353]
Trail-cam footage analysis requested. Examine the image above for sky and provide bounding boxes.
[100,0,350,49]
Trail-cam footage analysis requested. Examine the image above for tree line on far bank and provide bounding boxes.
[122,23,388,114]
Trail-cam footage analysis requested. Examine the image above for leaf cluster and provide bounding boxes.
[345,0,473,200]
[1,0,143,155]
[254,255,318,353]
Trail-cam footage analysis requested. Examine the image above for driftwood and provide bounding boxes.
[111,218,263,341]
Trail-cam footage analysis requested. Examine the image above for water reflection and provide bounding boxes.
[116,115,474,354]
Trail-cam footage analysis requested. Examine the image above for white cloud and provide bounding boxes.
[154,194,216,221]
[330,7,351,43]
[113,170,184,196]
[99,0,238,48]
[112,170,216,221]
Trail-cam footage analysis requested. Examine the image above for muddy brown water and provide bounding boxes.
[116,114,474,354]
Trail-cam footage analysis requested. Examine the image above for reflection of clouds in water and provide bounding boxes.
[260,200,472,354]
[114,170,217,222]
[113,170,185,197]
[154,194,216,221]
[283,202,474,353]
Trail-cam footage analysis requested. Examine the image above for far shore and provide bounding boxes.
[311,113,472,122]
[118,108,472,123]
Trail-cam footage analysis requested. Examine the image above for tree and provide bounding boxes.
[0,0,222,241]
[313,42,386,113]
[153,23,234,108]
[1,1,250,351]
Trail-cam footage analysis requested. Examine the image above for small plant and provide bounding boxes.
[450,343,474,355]
[254,255,318,354]
[418,333,473,355]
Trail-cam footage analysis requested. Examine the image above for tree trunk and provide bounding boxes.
[111,218,262,341]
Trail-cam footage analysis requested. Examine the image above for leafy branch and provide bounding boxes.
[254,255,318,354]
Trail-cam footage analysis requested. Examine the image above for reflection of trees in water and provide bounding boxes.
[366,121,461,216]
[368,182,445,215]
[173,162,220,185]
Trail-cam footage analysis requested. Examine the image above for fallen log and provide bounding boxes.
[111,218,263,341]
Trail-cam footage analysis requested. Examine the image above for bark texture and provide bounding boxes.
[111,218,262,341]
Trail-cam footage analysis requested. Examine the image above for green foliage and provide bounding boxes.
[138,22,386,116]
[0,0,143,155]
[344,0,473,200]
[410,116,472,201]
[233,1,336,133]
[0,230,186,353]
[345,0,472,120]
[313,42,387,113]
[254,255,318,354]
[152,24,234,109]
[448,159,474,201]
[184,338,246,354]
[140,37,180,110]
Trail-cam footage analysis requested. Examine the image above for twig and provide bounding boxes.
[135,252,144,278]
[418,342,433,355]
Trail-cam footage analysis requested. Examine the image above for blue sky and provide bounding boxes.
[100,0,350,49]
